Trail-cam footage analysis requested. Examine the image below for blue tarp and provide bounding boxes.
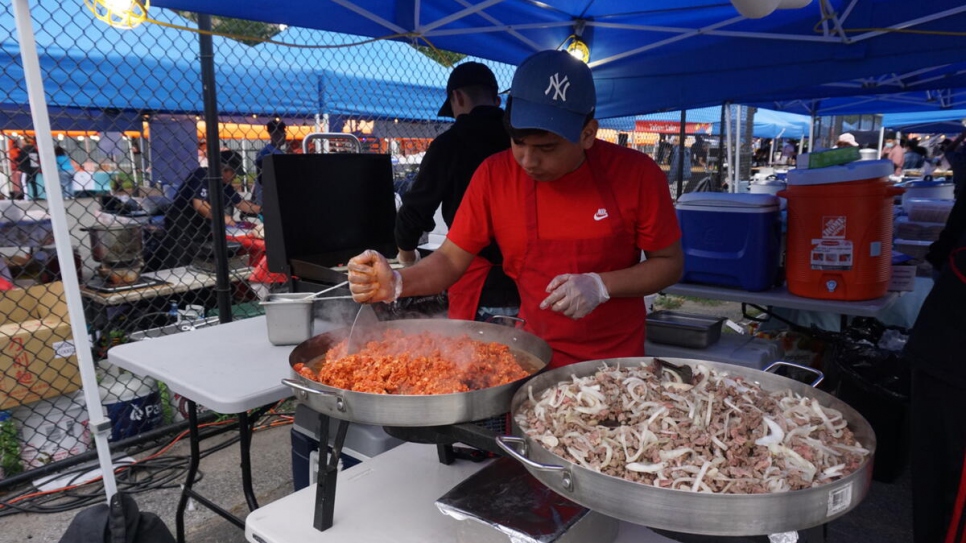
[883,109,966,134]
[148,0,966,117]
[1,1,517,123]
[637,106,810,138]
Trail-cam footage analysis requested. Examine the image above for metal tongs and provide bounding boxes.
[655,357,695,385]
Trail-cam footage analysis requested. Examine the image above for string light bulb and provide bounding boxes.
[85,0,149,30]
[565,35,590,63]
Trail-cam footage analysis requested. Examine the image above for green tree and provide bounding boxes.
[410,44,465,67]
[178,12,282,46]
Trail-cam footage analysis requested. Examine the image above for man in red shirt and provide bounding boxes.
[348,50,683,368]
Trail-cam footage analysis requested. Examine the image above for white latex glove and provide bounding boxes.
[347,250,402,303]
[539,273,610,319]
[396,249,421,267]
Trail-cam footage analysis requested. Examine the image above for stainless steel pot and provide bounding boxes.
[497,357,876,536]
[284,319,552,426]
[84,224,143,263]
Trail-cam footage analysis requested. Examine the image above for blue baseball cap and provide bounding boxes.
[508,50,596,143]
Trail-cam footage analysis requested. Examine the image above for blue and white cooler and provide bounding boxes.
[676,192,783,292]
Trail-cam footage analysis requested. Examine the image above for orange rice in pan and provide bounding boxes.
[293,329,529,395]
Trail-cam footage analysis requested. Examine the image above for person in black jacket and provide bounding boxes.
[906,195,966,543]
[394,62,519,320]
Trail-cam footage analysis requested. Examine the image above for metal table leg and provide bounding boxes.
[175,400,274,543]
[175,400,202,543]
[313,415,349,532]
[238,409,259,511]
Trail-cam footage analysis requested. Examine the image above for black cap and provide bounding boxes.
[219,149,245,176]
[438,62,498,118]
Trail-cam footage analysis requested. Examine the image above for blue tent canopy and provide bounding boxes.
[1,1,520,124]
[882,109,966,134]
[148,0,966,117]
[636,106,810,138]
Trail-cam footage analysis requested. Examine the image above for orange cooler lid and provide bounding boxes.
[786,159,893,186]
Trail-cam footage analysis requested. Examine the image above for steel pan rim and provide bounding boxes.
[507,357,876,535]
[286,319,552,426]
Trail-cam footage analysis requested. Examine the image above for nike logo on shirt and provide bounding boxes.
[593,208,609,221]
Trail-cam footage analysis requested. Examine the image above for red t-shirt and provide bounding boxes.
[448,139,681,279]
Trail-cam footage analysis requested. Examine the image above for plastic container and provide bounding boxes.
[261,293,314,345]
[646,334,782,371]
[899,180,955,211]
[893,217,946,242]
[646,310,725,348]
[780,160,901,300]
[99,365,163,441]
[676,192,782,291]
[13,391,90,469]
[893,239,932,261]
[903,198,955,223]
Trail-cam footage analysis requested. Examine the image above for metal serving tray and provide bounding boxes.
[646,310,725,349]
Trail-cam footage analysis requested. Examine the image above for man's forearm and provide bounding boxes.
[597,241,684,299]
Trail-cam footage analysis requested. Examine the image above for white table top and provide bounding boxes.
[663,282,899,318]
[108,316,311,413]
[245,442,678,543]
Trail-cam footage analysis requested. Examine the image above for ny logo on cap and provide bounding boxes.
[545,73,570,101]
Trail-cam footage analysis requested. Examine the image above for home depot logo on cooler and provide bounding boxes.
[822,216,847,239]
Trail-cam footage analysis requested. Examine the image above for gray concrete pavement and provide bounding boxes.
[1,423,294,543]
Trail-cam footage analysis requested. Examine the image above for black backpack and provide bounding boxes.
[58,492,176,543]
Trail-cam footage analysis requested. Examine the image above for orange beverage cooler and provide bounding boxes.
[778,160,902,301]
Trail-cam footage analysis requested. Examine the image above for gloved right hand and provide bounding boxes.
[348,250,401,303]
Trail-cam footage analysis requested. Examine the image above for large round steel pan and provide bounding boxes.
[497,357,876,536]
[283,319,552,427]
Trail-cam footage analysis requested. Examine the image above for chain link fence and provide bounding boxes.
[0,2,738,489]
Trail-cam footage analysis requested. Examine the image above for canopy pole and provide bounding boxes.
[716,104,726,190]
[676,110,686,199]
[724,102,733,192]
[734,105,741,192]
[808,114,816,152]
[12,0,117,501]
[198,14,233,323]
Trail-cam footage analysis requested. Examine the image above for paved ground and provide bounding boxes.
[2,423,293,543]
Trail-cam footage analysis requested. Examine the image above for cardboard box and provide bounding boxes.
[0,282,80,410]
[889,264,916,292]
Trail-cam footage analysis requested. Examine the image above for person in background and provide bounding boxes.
[833,133,859,148]
[167,150,261,251]
[904,137,927,170]
[54,146,76,198]
[348,50,683,368]
[394,61,519,321]
[667,136,692,187]
[197,139,208,168]
[943,129,966,200]
[7,140,25,200]
[253,119,286,207]
[781,140,797,165]
[882,137,905,175]
[15,138,39,199]
[692,134,708,169]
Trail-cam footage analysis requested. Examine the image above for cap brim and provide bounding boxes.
[438,99,454,118]
[509,96,585,144]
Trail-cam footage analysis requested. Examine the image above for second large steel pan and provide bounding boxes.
[283,319,552,426]
[497,357,876,536]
